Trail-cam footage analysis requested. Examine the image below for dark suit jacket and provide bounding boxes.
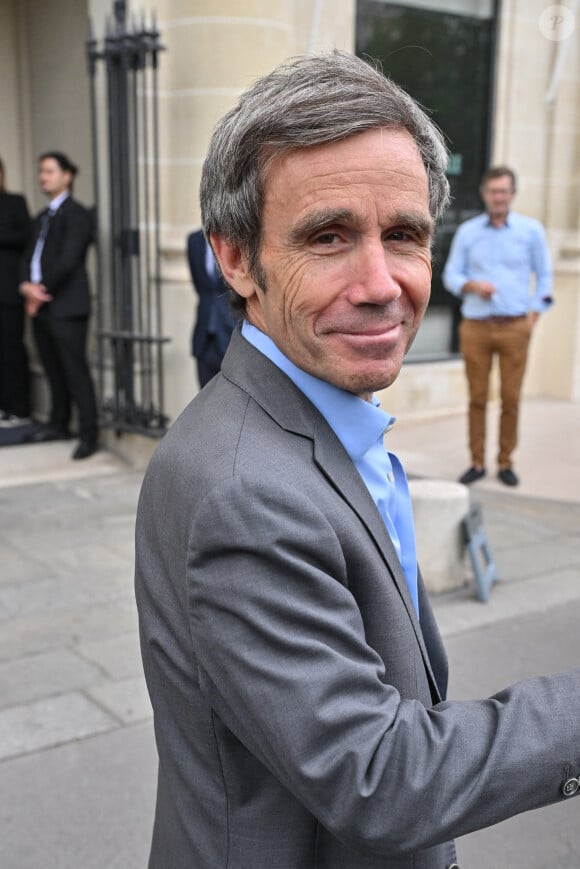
[0,192,31,305]
[19,196,93,318]
[187,228,235,359]
[135,328,580,869]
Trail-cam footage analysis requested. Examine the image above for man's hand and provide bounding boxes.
[527,311,539,330]
[19,282,53,318]
[462,280,496,299]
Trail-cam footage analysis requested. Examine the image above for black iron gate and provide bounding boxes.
[86,0,169,438]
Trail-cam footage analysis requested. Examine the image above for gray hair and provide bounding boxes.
[200,51,450,305]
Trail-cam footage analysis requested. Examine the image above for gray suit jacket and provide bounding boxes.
[135,328,580,869]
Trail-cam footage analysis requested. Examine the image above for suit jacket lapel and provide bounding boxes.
[222,330,442,702]
[312,420,442,702]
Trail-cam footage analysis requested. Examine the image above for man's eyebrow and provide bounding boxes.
[288,208,435,244]
[393,211,435,240]
[288,209,359,244]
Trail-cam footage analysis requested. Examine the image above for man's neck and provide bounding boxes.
[488,211,509,228]
[46,190,69,211]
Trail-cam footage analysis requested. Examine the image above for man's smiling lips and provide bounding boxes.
[319,322,403,340]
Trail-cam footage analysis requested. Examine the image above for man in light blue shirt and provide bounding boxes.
[443,166,553,487]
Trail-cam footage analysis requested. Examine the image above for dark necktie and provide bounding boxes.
[30,210,53,282]
[38,210,52,241]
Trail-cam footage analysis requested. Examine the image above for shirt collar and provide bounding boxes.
[48,191,69,214]
[484,211,512,228]
[241,321,396,461]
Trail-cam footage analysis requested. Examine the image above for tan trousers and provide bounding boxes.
[459,316,531,470]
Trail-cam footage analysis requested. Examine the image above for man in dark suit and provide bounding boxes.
[0,158,31,425]
[187,227,236,386]
[135,53,580,869]
[19,152,98,460]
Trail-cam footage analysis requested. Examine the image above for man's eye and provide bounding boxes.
[387,230,412,242]
[313,232,340,245]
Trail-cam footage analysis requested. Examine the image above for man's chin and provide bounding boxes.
[330,360,405,398]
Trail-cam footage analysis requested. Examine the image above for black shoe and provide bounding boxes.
[72,439,98,460]
[459,466,486,485]
[24,424,71,444]
[498,467,519,487]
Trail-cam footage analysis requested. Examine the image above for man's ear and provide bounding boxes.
[210,234,258,300]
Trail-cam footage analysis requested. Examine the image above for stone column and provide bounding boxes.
[492,0,580,403]
[142,0,355,421]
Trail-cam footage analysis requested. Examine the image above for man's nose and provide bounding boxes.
[349,240,402,305]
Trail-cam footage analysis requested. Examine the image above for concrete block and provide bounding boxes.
[408,479,470,594]
[50,542,133,580]
[77,633,144,680]
[0,692,117,761]
[0,649,103,709]
[0,572,134,622]
[0,542,42,587]
[0,721,156,869]
[88,677,153,725]
[0,600,139,664]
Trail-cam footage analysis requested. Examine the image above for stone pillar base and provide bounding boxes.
[408,479,469,594]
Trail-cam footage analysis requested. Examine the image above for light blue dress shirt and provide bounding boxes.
[204,236,216,277]
[442,211,553,319]
[241,321,419,616]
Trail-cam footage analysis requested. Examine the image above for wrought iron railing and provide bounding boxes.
[87,0,169,437]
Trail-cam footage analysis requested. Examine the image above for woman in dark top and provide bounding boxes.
[0,158,31,423]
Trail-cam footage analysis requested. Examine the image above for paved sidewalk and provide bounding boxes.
[0,457,155,869]
[0,397,579,868]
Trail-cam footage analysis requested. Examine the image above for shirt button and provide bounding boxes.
[562,777,579,797]
[387,471,394,483]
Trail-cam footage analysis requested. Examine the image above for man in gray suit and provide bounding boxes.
[135,52,580,869]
